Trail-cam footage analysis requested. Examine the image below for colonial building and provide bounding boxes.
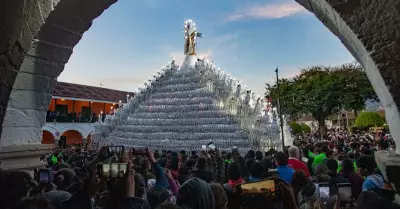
[42,82,134,145]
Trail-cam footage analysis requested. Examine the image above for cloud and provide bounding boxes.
[227,2,307,21]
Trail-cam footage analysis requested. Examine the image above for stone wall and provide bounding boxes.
[0,0,117,145]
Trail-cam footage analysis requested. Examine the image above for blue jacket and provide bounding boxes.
[276,165,294,184]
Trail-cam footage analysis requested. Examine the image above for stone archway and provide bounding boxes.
[0,0,399,172]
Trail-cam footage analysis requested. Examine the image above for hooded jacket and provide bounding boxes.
[177,177,215,209]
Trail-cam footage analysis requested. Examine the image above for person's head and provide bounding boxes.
[356,155,376,176]
[246,150,255,159]
[170,156,180,171]
[196,156,207,170]
[326,159,338,174]
[288,146,300,159]
[180,150,186,156]
[13,196,54,209]
[249,162,263,179]
[227,162,242,181]
[341,158,354,174]
[326,149,334,159]
[0,171,38,208]
[274,152,288,166]
[209,183,228,209]
[147,188,172,208]
[177,178,215,209]
[255,151,263,161]
[321,145,329,154]
[356,190,400,209]
[291,170,311,196]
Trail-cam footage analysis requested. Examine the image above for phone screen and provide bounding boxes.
[102,164,111,178]
[118,163,127,176]
[318,183,330,197]
[337,183,352,197]
[39,170,49,182]
[239,180,275,194]
[109,163,127,178]
[302,157,308,163]
[208,143,216,150]
[110,163,119,178]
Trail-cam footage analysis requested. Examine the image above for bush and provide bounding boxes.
[300,123,311,133]
[354,111,386,128]
[289,122,302,134]
[383,124,389,131]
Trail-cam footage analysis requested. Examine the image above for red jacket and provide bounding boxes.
[288,158,310,177]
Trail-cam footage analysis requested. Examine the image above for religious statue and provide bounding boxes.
[184,19,202,55]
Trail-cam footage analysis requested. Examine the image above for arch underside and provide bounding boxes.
[0,0,399,150]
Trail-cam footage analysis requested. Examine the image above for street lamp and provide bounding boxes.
[275,67,285,149]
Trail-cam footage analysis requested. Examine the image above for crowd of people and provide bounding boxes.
[0,129,399,209]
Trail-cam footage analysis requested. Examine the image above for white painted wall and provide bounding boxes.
[42,122,95,140]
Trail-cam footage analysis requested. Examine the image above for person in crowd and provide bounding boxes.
[356,155,384,191]
[339,158,364,199]
[312,145,329,171]
[223,162,245,192]
[274,152,295,184]
[191,156,213,183]
[176,178,215,209]
[210,183,228,209]
[288,146,311,177]
[248,162,263,182]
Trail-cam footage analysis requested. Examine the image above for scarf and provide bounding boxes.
[228,178,244,188]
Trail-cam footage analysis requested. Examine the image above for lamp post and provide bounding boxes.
[275,67,285,149]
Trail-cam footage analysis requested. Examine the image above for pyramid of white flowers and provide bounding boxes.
[92,20,281,152]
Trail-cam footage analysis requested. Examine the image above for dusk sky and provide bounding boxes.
[59,0,354,96]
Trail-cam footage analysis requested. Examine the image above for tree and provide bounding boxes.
[289,122,302,135]
[355,111,386,129]
[266,62,377,135]
[301,123,311,133]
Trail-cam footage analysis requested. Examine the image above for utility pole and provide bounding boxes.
[275,67,285,149]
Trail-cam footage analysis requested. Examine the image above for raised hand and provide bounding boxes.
[165,168,173,179]
[124,161,135,197]
[145,148,156,164]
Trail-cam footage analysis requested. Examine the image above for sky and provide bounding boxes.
[59,0,354,96]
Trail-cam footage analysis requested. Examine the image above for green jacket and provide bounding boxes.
[312,153,326,169]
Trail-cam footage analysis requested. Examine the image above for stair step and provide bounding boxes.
[163,76,201,85]
[110,131,247,140]
[146,97,215,106]
[156,83,205,93]
[116,124,241,133]
[124,118,236,125]
[172,71,203,78]
[151,90,215,99]
[136,104,218,113]
[131,110,228,119]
